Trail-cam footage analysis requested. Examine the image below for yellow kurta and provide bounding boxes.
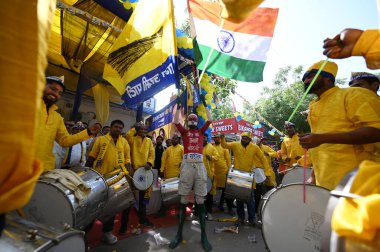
[0,0,56,214]
[214,144,231,188]
[352,29,380,70]
[260,144,277,187]
[308,87,380,190]
[160,144,184,178]
[281,134,305,167]
[203,143,219,195]
[125,128,155,169]
[89,134,131,175]
[332,160,380,241]
[36,103,90,172]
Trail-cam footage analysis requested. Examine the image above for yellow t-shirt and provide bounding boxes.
[89,134,131,175]
[260,144,277,187]
[36,103,90,172]
[160,144,184,178]
[281,134,304,167]
[214,144,231,188]
[125,128,155,169]
[308,87,380,190]
[203,143,219,195]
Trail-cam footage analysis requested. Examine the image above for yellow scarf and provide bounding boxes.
[94,133,129,175]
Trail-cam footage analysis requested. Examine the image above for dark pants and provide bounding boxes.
[138,190,148,222]
[205,194,213,213]
[219,188,233,210]
[0,214,5,237]
[254,184,266,213]
[120,207,131,231]
[102,216,115,233]
[236,190,255,221]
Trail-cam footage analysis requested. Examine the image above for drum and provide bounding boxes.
[225,168,254,203]
[321,170,380,252]
[160,177,180,206]
[0,213,85,252]
[282,166,313,185]
[261,184,330,252]
[98,169,136,222]
[23,168,108,230]
[253,168,266,184]
[133,167,154,191]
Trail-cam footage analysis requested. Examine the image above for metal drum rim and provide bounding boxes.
[34,230,85,252]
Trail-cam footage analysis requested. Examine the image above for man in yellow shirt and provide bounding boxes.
[258,137,277,189]
[299,60,380,190]
[36,76,100,173]
[86,120,131,245]
[160,135,184,179]
[280,122,305,168]
[203,134,219,220]
[221,132,272,226]
[121,122,155,229]
[156,135,183,217]
[212,135,233,215]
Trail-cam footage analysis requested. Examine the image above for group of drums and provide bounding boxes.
[0,166,153,252]
[1,165,377,252]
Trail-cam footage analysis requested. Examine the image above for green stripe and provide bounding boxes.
[194,43,265,82]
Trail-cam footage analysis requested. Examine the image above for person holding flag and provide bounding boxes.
[169,95,213,251]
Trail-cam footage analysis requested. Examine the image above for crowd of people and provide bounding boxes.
[1,2,380,249]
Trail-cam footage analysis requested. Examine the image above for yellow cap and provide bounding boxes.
[241,132,252,139]
[303,60,338,82]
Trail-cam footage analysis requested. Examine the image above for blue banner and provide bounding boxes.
[93,0,137,22]
[122,56,179,108]
[147,98,177,132]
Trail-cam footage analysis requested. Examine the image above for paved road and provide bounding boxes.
[90,211,268,252]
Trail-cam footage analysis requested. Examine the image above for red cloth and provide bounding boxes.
[175,121,211,154]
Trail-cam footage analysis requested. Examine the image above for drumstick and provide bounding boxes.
[125,173,142,187]
[303,149,307,203]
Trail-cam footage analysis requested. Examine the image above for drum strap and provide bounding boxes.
[95,133,125,169]
[62,142,85,167]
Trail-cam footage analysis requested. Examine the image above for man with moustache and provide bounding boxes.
[36,76,100,173]
[299,61,380,190]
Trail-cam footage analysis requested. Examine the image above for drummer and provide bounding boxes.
[86,119,131,245]
[156,135,183,217]
[280,122,305,170]
[121,122,155,230]
[258,137,277,190]
[169,96,213,252]
[203,134,219,220]
[220,132,272,226]
[212,134,233,215]
[160,135,183,179]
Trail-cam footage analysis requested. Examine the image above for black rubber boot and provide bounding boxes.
[169,204,186,249]
[198,204,212,251]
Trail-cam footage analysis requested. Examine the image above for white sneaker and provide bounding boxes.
[103,231,118,245]
[207,213,213,221]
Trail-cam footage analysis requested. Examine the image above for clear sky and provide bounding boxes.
[154,0,379,112]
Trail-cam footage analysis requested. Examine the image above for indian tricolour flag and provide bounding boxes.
[189,0,279,82]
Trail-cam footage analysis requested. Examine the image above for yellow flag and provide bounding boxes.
[104,0,179,108]
[92,84,110,125]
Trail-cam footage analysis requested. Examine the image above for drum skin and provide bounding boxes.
[261,184,330,252]
[23,168,108,230]
[225,168,254,203]
[282,167,312,185]
[322,171,380,252]
[133,167,154,191]
[257,187,277,222]
[0,213,85,252]
[98,170,136,222]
